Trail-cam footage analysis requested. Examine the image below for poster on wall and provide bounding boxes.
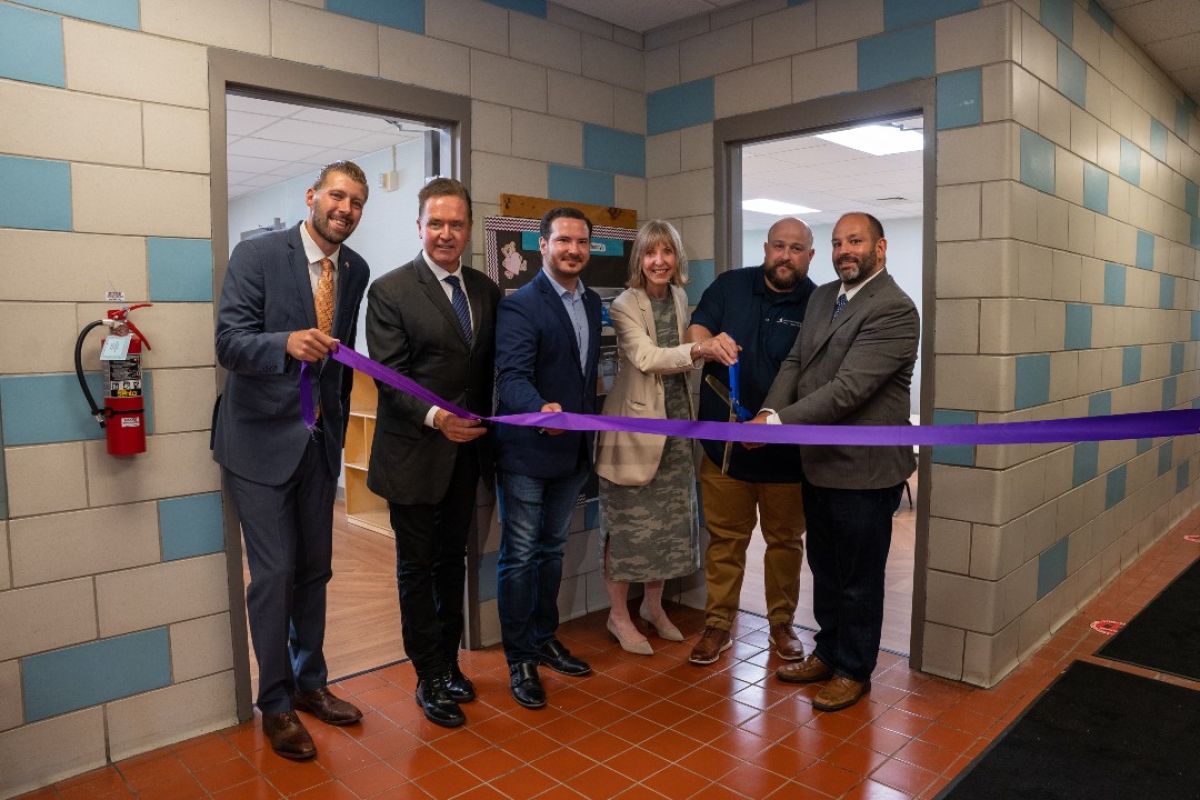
[484,215,637,505]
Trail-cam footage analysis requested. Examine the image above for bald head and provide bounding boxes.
[762,216,815,292]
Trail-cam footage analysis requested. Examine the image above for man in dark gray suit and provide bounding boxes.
[366,178,500,728]
[751,212,918,712]
[214,161,370,758]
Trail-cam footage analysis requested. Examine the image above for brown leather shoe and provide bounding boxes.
[689,626,732,665]
[813,676,870,712]
[768,623,805,661]
[775,653,833,684]
[293,687,362,726]
[262,711,316,760]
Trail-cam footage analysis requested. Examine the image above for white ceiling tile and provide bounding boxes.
[226,110,280,137]
[225,94,308,117]
[226,154,293,174]
[251,118,374,148]
[228,137,327,161]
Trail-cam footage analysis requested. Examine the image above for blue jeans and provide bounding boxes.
[497,467,590,666]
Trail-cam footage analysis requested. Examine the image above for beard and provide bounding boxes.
[311,208,355,245]
[835,250,877,285]
[764,260,799,291]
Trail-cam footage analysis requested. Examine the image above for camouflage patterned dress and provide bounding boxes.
[599,295,701,582]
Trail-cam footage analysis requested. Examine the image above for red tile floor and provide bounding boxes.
[19,512,1200,800]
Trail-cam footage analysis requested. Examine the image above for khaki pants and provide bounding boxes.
[699,455,805,630]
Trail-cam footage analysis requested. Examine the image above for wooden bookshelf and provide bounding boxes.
[344,369,392,537]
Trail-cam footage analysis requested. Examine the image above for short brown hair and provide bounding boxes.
[312,160,368,200]
[419,177,473,221]
[627,219,688,290]
[540,206,592,240]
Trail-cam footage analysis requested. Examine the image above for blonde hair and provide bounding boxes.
[627,219,689,290]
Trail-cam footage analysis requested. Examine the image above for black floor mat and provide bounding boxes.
[1097,556,1200,681]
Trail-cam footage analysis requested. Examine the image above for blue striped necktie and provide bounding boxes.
[445,274,473,348]
[832,293,848,321]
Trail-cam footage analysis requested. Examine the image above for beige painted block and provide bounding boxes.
[547,70,614,127]
[63,20,208,108]
[74,303,214,369]
[935,239,1016,298]
[981,63,1012,124]
[962,623,1019,687]
[0,302,79,374]
[920,622,964,681]
[934,299,980,354]
[171,613,234,683]
[1037,83,1071,148]
[614,176,646,220]
[932,356,1013,412]
[644,45,680,94]
[72,165,210,238]
[680,124,713,172]
[927,517,971,573]
[1035,191,1069,251]
[143,104,210,174]
[613,27,642,50]
[0,230,147,303]
[471,101,511,156]
[613,88,646,135]
[970,520,1026,580]
[1072,4,1101,68]
[472,152,548,205]
[936,184,981,241]
[680,215,715,261]
[9,502,160,588]
[0,708,106,799]
[547,3,611,39]
[1068,204,1095,257]
[0,660,20,732]
[141,0,270,54]
[926,569,1003,633]
[152,367,218,435]
[5,443,88,518]
[96,553,228,637]
[1053,250,1084,302]
[680,22,752,84]
[0,577,96,661]
[1020,12,1057,86]
[427,0,508,55]
[792,44,857,103]
[1056,148,1083,207]
[936,4,1011,73]
[85,432,220,509]
[1086,71,1111,127]
[1096,126,1120,175]
[1070,106,1098,165]
[511,111,582,167]
[583,35,643,92]
[816,0,882,47]
[0,81,142,166]
[647,169,713,220]
[714,58,791,120]
[938,124,1016,185]
[1015,242,1054,301]
[106,671,237,761]
[472,51,546,113]
[269,0,377,78]
[981,180,1037,241]
[379,27,470,96]
[753,2,816,63]
[0,522,8,592]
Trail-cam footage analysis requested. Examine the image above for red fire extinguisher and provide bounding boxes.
[75,303,153,456]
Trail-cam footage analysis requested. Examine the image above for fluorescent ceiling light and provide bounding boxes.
[742,198,820,215]
[817,124,923,155]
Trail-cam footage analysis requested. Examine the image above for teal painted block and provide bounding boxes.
[477,550,500,602]
[1177,462,1190,493]
[1177,100,1192,140]
[1191,217,1200,249]
[1149,118,1168,161]
[1136,437,1151,455]
[0,4,65,87]
[1159,274,1175,309]
[936,69,982,130]
[1103,262,1125,305]
[1136,230,1154,269]
[686,260,716,306]
[1087,0,1114,34]
[1082,162,1108,214]
[1015,353,1051,409]
[1,372,154,446]
[1088,391,1111,417]
[1064,303,1092,350]
[21,629,171,722]
[1163,376,1177,410]
[1122,346,1141,386]
[548,164,613,207]
[1072,440,1098,487]
[859,24,934,91]
[1186,180,1198,217]
[1019,128,1056,194]
[647,79,714,136]
[325,0,423,32]
[15,0,137,28]
[1041,0,1073,42]
[1159,441,1173,477]
[148,238,213,302]
[1036,537,1068,599]
[1105,464,1126,509]
[159,492,224,560]
[884,0,979,29]
[1192,312,1200,341]
[1171,342,1185,375]
[583,125,645,177]
[1057,43,1087,107]
[0,155,71,231]
[1119,137,1140,186]
[482,0,547,16]
[931,409,975,466]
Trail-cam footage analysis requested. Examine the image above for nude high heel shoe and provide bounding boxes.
[606,617,653,656]
[638,607,684,641]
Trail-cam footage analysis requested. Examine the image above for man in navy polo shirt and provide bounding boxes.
[686,217,817,666]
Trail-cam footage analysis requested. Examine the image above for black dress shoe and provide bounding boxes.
[446,665,476,703]
[415,675,465,728]
[537,639,591,676]
[509,661,546,709]
[293,686,363,726]
[262,711,316,760]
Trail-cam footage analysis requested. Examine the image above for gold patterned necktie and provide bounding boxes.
[315,257,335,336]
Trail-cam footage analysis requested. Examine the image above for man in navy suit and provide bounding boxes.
[494,207,602,708]
[214,161,369,759]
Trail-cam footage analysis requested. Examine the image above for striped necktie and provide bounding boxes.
[445,274,473,348]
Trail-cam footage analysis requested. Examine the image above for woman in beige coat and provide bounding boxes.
[595,220,738,654]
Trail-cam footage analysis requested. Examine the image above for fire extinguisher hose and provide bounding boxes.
[75,319,106,427]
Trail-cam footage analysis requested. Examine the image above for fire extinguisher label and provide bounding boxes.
[108,354,142,398]
[121,417,141,428]
[100,334,132,360]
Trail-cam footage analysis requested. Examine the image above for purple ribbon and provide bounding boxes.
[302,347,1200,446]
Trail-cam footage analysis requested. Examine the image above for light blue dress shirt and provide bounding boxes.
[545,268,589,374]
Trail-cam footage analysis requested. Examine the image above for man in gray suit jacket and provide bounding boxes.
[214,161,369,758]
[752,212,919,712]
[366,178,500,728]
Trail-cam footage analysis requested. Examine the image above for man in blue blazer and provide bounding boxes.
[214,161,370,759]
[495,207,602,708]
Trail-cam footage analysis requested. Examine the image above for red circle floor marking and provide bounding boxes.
[1184,534,1200,543]
[1091,620,1125,636]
